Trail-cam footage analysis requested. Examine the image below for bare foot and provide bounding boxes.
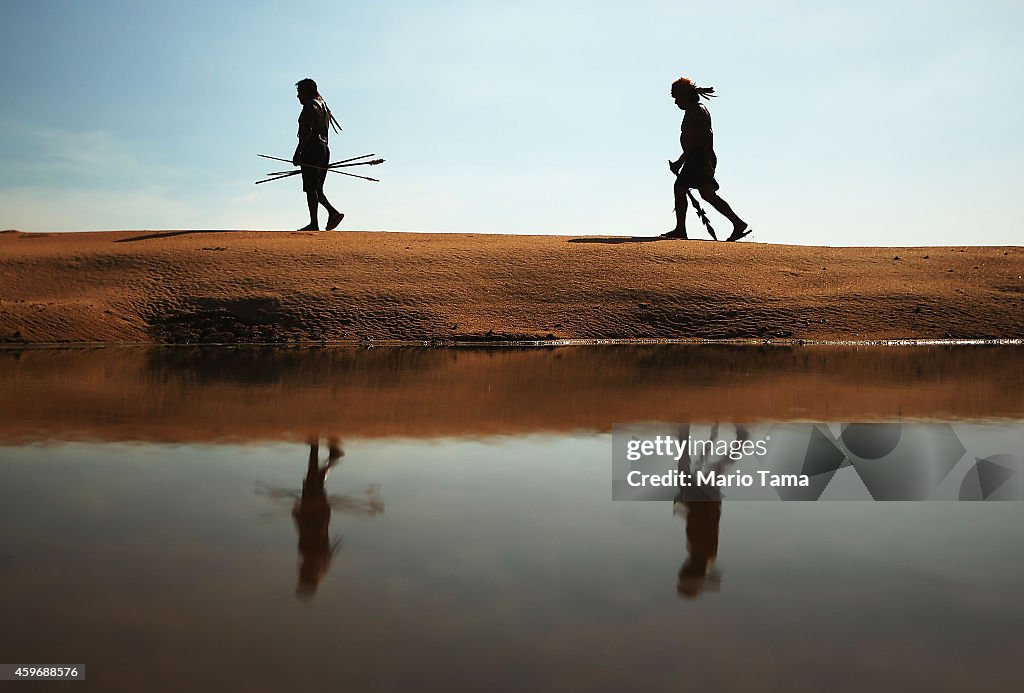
[326,212,345,231]
[726,223,752,242]
[659,229,689,240]
[327,436,344,462]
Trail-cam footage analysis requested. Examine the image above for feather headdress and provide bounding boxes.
[672,76,717,101]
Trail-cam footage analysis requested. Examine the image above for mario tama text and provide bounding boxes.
[622,432,805,493]
[629,468,808,489]
[611,423,1024,501]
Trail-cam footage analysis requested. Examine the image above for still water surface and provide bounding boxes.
[0,345,1021,691]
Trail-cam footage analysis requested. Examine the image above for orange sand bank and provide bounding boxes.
[0,229,1022,344]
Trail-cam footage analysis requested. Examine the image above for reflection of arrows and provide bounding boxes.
[255,482,385,516]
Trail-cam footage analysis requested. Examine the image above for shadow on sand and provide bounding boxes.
[567,236,721,245]
[115,230,249,243]
[567,236,676,245]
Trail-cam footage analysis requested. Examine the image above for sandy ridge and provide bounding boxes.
[1,230,1022,344]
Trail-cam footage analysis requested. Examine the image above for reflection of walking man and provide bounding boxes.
[663,77,750,242]
[672,423,743,598]
[675,500,722,599]
[293,438,343,599]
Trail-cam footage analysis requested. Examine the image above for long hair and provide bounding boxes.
[296,78,343,134]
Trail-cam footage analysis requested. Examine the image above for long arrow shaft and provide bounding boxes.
[265,159,383,177]
[255,153,382,184]
[259,153,376,169]
[330,153,376,166]
[255,167,379,184]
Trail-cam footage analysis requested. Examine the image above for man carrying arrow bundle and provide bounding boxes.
[293,78,344,231]
[663,77,751,242]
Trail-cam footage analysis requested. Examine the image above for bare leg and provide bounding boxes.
[297,190,319,231]
[316,187,339,217]
[325,437,344,473]
[307,441,319,477]
[698,185,747,236]
[661,176,689,238]
[317,186,344,230]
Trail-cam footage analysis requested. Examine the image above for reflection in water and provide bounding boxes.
[3,345,1023,443]
[258,438,384,600]
[671,424,749,598]
[1,433,1023,690]
[675,501,722,599]
[294,439,343,599]
[1,345,1023,690]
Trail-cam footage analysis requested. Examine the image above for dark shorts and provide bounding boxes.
[675,150,719,192]
[300,144,330,193]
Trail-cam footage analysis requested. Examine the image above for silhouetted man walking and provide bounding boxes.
[293,78,344,231]
[663,77,750,242]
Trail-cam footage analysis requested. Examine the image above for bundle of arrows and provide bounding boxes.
[255,153,386,184]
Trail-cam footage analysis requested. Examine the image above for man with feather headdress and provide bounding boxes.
[664,77,751,242]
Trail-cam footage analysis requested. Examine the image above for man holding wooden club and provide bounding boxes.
[293,78,344,231]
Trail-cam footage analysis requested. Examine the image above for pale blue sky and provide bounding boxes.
[1,0,1021,245]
